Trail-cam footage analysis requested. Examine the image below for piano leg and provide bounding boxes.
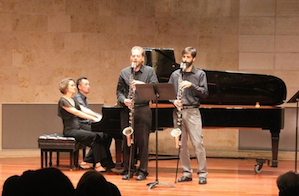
[270,129,280,167]
[114,138,123,169]
[254,129,280,173]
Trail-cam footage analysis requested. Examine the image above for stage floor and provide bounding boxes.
[0,156,294,196]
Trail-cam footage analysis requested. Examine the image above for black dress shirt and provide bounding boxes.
[168,66,209,106]
[73,92,91,125]
[116,64,159,105]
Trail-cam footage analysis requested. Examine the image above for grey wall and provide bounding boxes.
[2,103,102,149]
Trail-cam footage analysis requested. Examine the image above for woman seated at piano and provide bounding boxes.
[58,77,107,172]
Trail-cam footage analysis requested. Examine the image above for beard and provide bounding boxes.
[183,61,193,68]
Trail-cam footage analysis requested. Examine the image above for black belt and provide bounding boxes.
[183,105,199,109]
[135,103,149,108]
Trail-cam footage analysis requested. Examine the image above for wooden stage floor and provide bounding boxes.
[0,156,295,196]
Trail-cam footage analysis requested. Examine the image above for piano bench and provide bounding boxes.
[38,133,86,170]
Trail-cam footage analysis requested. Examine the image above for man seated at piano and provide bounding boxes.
[73,77,115,171]
[116,46,159,181]
[58,77,108,172]
[168,46,209,184]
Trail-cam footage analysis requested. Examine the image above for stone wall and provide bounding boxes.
[0,0,298,159]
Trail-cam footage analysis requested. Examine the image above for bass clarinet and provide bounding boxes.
[170,62,186,148]
[122,62,137,147]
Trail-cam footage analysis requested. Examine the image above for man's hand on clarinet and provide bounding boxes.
[174,100,183,111]
[180,80,192,89]
[124,98,132,108]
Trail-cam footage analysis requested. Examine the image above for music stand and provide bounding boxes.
[136,83,176,189]
[287,90,299,173]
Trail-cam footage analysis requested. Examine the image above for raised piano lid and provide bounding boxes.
[144,47,180,83]
[202,70,287,106]
[143,47,287,106]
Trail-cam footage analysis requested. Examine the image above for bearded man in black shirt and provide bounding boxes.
[116,46,158,181]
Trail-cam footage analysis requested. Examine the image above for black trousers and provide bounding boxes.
[79,123,114,167]
[63,128,107,164]
[121,105,152,175]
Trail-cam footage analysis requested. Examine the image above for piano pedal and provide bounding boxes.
[254,158,270,174]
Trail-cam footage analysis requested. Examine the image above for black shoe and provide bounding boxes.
[178,176,192,182]
[199,177,207,184]
[122,173,133,180]
[136,173,146,181]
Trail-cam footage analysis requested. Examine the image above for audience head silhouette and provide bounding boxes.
[277,171,299,196]
[2,167,74,196]
[76,170,121,196]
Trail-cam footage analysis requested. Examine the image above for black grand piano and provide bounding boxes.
[92,48,287,172]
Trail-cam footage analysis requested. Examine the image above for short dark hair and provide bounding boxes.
[182,46,197,58]
[76,77,88,90]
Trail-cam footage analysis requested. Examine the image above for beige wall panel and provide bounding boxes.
[18,67,30,88]
[221,35,239,52]
[207,0,232,17]
[10,86,35,102]
[152,0,173,17]
[194,52,208,70]
[204,129,238,151]
[29,67,55,86]
[48,15,71,33]
[66,0,99,16]
[171,17,201,36]
[239,17,275,35]
[155,17,174,35]
[137,17,156,35]
[173,0,206,17]
[0,67,18,85]
[0,33,13,49]
[275,35,299,52]
[0,0,18,12]
[275,53,299,70]
[240,0,275,16]
[276,17,299,35]
[239,35,274,52]
[207,52,239,70]
[0,49,11,67]
[35,50,72,69]
[155,34,198,51]
[28,32,54,50]
[277,0,299,16]
[12,14,47,32]
[16,0,53,14]
[12,49,35,68]
[198,35,221,52]
[71,51,103,69]
[114,17,138,34]
[0,32,31,50]
[0,86,13,103]
[52,0,67,14]
[63,33,90,51]
[71,15,105,33]
[0,13,12,32]
[198,17,239,35]
[274,70,299,90]
[239,53,274,70]
[99,0,112,16]
[34,85,61,102]
[118,34,156,50]
[12,32,32,50]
